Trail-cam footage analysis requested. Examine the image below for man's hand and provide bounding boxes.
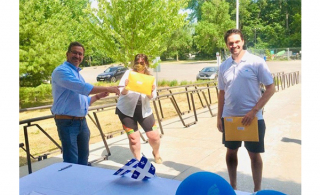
[107,86,120,95]
[90,91,110,105]
[241,83,275,126]
[217,118,223,132]
[241,109,257,126]
[95,92,109,100]
[96,92,109,99]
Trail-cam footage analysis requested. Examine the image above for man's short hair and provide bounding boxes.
[224,29,244,44]
[67,42,85,53]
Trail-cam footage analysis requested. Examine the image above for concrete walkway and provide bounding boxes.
[19,84,301,194]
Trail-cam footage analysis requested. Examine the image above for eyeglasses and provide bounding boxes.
[70,50,83,56]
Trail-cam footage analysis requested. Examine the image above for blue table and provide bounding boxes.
[19,162,251,195]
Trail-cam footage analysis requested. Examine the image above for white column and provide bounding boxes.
[236,0,239,29]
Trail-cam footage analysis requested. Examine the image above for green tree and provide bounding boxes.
[63,0,98,66]
[20,0,68,86]
[226,0,301,49]
[226,0,260,48]
[19,0,92,87]
[257,0,287,48]
[252,0,301,48]
[289,12,301,47]
[85,0,188,66]
[186,0,207,22]
[193,0,234,57]
[164,24,193,61]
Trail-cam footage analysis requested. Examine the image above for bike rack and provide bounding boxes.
[20,115,62,174]
[19,72,300,174]
[271,71,300,92]
[153,85,217,134]
[155,81,217,120]
[19,96,119,174]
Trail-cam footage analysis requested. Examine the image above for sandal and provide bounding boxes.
[152,151,163,164]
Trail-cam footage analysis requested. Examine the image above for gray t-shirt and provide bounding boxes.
[218,51,273,120]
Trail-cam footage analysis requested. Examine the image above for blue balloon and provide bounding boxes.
[176,171,236,195]
[255,190,286,195]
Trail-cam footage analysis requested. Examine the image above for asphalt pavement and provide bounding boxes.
[19,81,301,194]
[80,60,301,84]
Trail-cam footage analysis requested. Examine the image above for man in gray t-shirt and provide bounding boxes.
[217,29,275,192]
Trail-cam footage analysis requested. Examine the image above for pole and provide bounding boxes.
[254,28,256,49]
[156,71,158,87]
[236,0,239,29]
[216,52,220,66]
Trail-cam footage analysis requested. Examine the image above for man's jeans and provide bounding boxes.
[54,118,90,165]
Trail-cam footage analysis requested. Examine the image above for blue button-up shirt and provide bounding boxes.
[51,61,94,117]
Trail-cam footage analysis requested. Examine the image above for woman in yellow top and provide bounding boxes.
[116,54,162,163]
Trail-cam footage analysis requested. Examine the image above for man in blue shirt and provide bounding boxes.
[51,42,120,165]
[217,29,275,192]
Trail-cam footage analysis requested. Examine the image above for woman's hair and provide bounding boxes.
[133,54,152,75]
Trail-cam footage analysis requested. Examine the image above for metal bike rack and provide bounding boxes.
[20,115,62,174]
[152,85,218,134]
[155,81,217,121]
[19,72,300,174]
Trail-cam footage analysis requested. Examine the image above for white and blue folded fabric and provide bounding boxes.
[113,158,139,176]
[131,156,156,180]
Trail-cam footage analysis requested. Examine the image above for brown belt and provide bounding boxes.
[54,115,85,120]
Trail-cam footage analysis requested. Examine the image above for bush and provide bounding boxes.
[158,79,170,87]
[19,79,212,108]
[180,80,191,86]
[160,54,167,61]
[19,84,53,108]
[169,80,178,87]
[94,81,120,86]
[20,84,52,102]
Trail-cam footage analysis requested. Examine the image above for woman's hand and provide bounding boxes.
[121,79,129,95]
[147,85,156,99]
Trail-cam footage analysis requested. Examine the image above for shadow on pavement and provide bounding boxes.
[281,137,301,145]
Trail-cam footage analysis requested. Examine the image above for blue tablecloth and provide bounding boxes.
[19,162,251,195]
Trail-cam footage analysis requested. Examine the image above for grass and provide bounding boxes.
[19,80,217,167]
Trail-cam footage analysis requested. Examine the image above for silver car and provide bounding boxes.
[196,66,219,80]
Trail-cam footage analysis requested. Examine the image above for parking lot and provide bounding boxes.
[80,60,301,84]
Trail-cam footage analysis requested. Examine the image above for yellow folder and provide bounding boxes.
[125,71,155,96]
[224,117,259,142]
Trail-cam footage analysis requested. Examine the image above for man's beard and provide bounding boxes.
[231,47,243,56]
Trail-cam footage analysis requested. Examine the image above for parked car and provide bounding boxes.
[96,65,128,82]
[196,66,219,80]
